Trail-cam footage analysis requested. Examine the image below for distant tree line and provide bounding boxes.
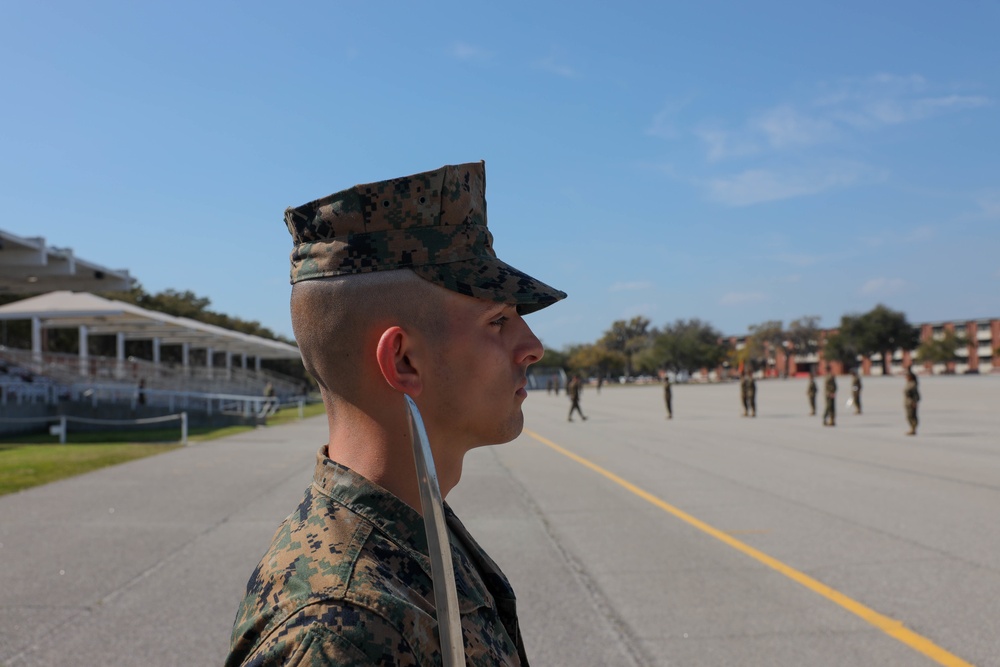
[541,304,972,379]
[1,287,981,384]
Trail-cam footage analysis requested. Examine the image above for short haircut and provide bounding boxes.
[290,270,446,401]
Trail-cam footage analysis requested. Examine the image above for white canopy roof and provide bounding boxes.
[0,229,134,294]
[0,291,300,359]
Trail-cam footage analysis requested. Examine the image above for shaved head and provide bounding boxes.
[291,270,447,402]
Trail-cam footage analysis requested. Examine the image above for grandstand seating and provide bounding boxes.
[0,346,306,412]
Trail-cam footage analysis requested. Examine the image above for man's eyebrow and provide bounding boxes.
[478,300,512,314]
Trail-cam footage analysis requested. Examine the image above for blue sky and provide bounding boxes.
[2,1,997,350]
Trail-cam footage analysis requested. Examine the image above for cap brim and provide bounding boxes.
[410,256,567,315]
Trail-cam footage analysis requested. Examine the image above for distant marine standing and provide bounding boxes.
[741,370,756,418]
[567,374,587,422]
[850,370,862,415]
[822,366,837,427]
[663,375,673,419]
[904,367,921,436]
[806,370,818,416]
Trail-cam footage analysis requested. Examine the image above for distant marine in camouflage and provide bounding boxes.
[284,161,566,313]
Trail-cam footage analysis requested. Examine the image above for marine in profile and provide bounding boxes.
[227,161,566,666]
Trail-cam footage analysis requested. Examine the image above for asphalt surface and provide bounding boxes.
[1,374,998,666]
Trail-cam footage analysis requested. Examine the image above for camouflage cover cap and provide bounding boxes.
[284,161,567,314]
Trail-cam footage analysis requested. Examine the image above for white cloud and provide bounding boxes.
[635,161,678,177]
[533,50,579,78]
[707,163,874,206]
[860,277,905,295]
[609,281,653,292]
[683,73,990,163]
[646,97,694,140]
[647,109,678,140]
[752,105,838,149]
[977,192,1000,219]
[771,252,822,267]
[451,42,492,60]
[858,224,934,248]
[859,234,885,248]
[720,291,767,305]
[905,225,934,242]
[695,126,759,161]
[818,73,990,129]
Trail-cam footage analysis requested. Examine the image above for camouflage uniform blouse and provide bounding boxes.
[227,448,529,667]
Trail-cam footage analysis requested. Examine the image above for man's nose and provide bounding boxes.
[516,318,544,366]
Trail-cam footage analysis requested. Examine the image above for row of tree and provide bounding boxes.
[542,304,978,378]
[1,287,980,382]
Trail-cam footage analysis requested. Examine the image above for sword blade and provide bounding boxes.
[404,394,466,667]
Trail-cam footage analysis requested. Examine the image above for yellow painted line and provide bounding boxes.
[524,429,977,667]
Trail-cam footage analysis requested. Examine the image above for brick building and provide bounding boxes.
[729,317,999,377]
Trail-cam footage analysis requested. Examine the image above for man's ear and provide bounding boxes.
[375,326,423,396]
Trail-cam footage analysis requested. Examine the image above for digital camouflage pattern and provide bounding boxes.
[284,161,566,315]
[823,373,837,426]
[905,373,920,434]
[824,374,837,400]
[741,374,756,417]
[227,448,528,667]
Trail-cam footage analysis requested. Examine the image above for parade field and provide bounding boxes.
[0,374,997,666]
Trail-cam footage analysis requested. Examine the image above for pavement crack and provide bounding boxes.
[490,448,652,667]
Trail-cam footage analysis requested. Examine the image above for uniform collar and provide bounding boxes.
[311,447,516,612]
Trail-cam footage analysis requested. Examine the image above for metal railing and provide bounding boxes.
[0,379,310,418]
[0,412,189,444]
[0,347,304,400]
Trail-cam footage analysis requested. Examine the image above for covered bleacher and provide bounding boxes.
[0,229,134,294]
[0,291,303,413]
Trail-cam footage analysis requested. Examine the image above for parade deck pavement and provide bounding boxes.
[1,373,998,666]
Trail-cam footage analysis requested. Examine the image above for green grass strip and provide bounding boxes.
[266,401,327,425]
[0,443,181,496]
[0,402,327,496]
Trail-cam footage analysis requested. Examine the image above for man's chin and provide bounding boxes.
[475,411,525,448]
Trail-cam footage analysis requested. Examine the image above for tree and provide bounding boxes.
[567,344,625,377]
[840,304,920,375]
[786,315,821,376]
[100,285,307,381]
[539,346,570,370]
[102,285,292,342]
[598,316,653,377]
[747,320,784,376]
[822,331,859,370]
[647,319,728,376]
[733,336,763,372]
[916,330,968,373]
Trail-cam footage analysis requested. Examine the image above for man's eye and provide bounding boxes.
[489,315,509,328]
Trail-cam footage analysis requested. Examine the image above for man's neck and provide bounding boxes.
[325,402,464,515]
